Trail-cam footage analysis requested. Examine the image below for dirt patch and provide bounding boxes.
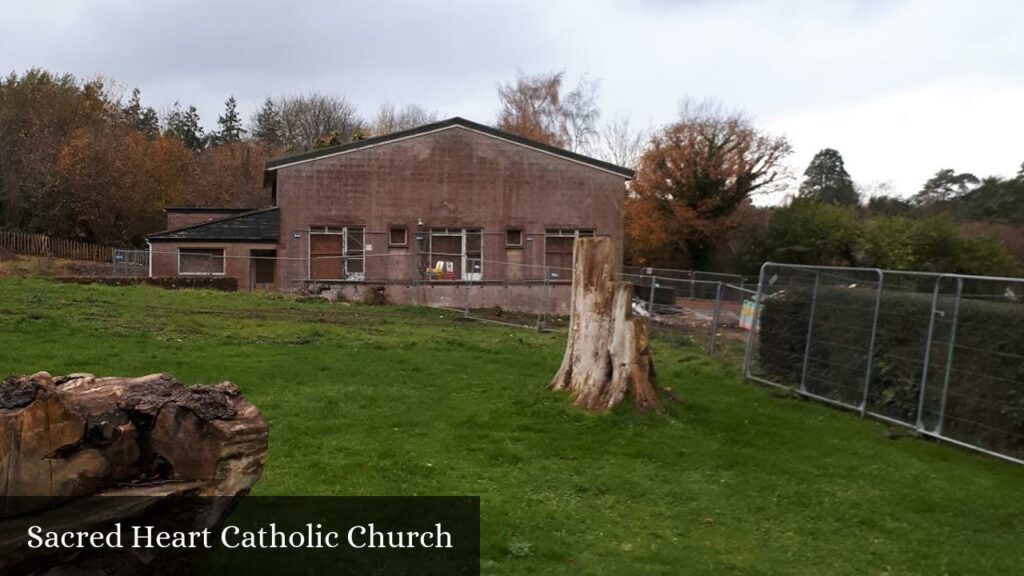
[57,259,114,277]
[0,255,113,278]
[650,297,750,345]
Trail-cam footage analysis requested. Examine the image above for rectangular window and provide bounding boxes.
[309,226,365,281]
[544,229,595,279]
[505,228,523,247]
[178,248,225,275]
[428,227,483,281]
[389,226,408,247]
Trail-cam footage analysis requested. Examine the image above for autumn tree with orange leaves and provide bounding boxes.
[626,102,791,270]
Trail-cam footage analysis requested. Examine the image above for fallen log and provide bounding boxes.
[0,372,268,574]
[549,237,661,412]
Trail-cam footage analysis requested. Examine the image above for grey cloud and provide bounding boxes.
[1,0,1021,192]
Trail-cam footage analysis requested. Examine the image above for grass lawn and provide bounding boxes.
[1,278,1022,575]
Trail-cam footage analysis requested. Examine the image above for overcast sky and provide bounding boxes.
[2,0,1022,202]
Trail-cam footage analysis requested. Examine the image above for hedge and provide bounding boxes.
[757,284,1024,458]
[54,276,238,291]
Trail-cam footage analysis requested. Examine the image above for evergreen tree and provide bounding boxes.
[314,131,341,149]
[798,148,859,206]
[122,88,159,139]
[213,95,246,145]
[122,88,141,125]
[913,168,979,204]
[250,97,282,147]
[164,102,205,153]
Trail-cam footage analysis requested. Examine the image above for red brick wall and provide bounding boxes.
[149,241,278,292]
[273,126,627,287]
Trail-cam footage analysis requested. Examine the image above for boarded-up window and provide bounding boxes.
[309,226,364,280]
[544,229,595,279]
[506,229,523,247]
[178,248,225,275]
[389,227,407,247]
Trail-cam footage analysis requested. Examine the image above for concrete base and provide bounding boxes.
[311,282,572,316]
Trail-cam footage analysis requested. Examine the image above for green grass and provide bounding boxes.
[1,278,1022,575]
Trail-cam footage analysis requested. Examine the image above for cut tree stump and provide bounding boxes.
[0,372,269,574]
[549,237,661,412]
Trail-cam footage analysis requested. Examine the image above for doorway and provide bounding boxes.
[250,249,276,291]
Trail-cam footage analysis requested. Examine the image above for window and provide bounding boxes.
[178,248,225,275]
[544,229,595,279]
[428,228,482,281]
[505,228,523,248]
[389,226,408,247]
[309,226,365,281]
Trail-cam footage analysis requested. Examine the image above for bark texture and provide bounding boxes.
[0,372,267,508]
[0,372,268,574]
[549,237,661,412]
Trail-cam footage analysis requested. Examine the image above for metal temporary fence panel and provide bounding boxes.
[743,262,1024,466]
[744,263,884,410]
[112,249,150,277]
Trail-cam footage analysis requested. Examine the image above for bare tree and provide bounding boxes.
[495,70,601,151]
[596,115,648,169]
[273,93,363,151]
[369,102,439,137]
[560,75,600,153]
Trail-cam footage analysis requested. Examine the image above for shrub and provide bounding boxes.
[54,276,238,291]
[757,284,1024,457]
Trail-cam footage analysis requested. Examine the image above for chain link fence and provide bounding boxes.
[112,249,150,277]
[621,269,758,357]
[744,262,1024,465]
[20,244,1024,465]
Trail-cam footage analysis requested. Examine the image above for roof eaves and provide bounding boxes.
[263,117,634,178]
[165,207,255,213]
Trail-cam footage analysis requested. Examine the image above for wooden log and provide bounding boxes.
[549,237,661,412]
[0,372,268,510]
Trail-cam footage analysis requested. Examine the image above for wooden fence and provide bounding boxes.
[0,230,113,262]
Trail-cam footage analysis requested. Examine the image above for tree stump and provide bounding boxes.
[549,237,661,412]
[0,372,269,574]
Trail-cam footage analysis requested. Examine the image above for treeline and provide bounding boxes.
[1,71,258,245]
[2,67,1020,277]
[722,156,1024,277]
[733,196,1020,277]
[0,70,442,246]
[491,74,1022,276]
[620,121,1023,278]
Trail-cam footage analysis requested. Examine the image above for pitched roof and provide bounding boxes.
[165,207,255,214]
[148,207,279,242]
[264,117,635,178]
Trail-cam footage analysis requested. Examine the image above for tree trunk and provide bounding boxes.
[0,372,269,574]
[0,371,268,508]
[549,237,661,412]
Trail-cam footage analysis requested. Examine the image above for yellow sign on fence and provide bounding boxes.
[739,299,762,331]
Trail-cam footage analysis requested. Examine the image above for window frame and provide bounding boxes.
[427,227,483,281]
[307,225,365,281]
[177,247,226,276]
[505,228,524,248]
[543,228,596,279]
[388,226,408,247]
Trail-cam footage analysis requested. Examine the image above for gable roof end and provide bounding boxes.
[263,117,635,178]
